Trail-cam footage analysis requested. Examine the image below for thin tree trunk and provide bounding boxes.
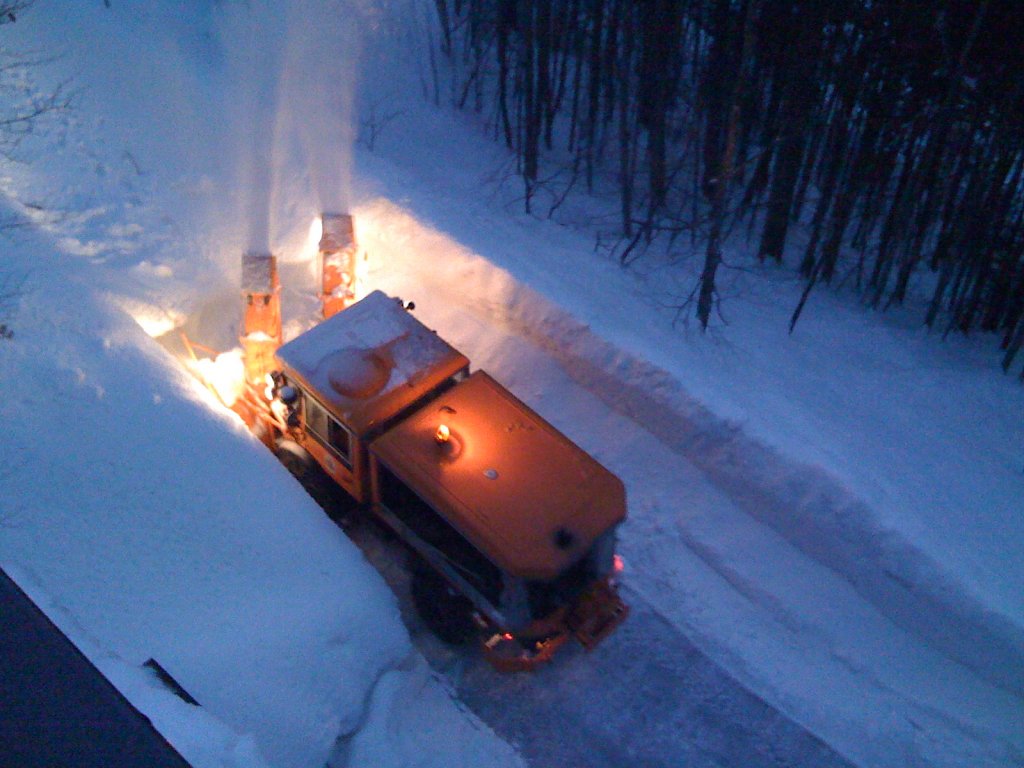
[698,0,759,329]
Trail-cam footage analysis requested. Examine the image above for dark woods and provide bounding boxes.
[431,0,1024,376]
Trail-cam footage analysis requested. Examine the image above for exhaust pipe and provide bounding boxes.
[240,252,282,385]
[319,213,357,319]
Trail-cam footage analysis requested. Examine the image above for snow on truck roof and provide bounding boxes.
[275,291,469,435]
[370,371,627,581]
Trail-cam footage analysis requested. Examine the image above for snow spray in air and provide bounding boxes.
[281,0,368,215]
[216,1,369,284]
[223,0,288,256]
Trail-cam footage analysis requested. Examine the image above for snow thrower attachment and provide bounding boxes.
[319,213,357,319]
[253,290,629,670]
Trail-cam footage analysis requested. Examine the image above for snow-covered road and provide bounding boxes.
[350,521,852,768]
[354,201,1024,768]
[157,241,856,766]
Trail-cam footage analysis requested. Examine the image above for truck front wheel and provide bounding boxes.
[275,439,315,480]
[275,439,337,513]
[410,562,477,645]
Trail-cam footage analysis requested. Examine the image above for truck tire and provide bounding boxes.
[275,439,336,511]
[275,439,316,481]
[410,562,477,645]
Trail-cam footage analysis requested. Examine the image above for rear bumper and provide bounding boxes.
[481,578,628,672]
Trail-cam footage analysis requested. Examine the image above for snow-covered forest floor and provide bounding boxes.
[0,2,1021,767]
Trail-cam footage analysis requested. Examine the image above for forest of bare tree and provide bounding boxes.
[429,0,1024,377]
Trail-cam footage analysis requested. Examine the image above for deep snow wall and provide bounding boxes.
[0,238,404,767]
[0,221,523,768]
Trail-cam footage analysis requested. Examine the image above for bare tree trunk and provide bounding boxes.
[617,2,635,236]
[496,0,515,148]
[698,0,759,330]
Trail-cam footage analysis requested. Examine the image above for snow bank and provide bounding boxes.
[0,230,522,768]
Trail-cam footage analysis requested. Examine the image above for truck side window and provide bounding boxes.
[327,419,351,461]
[304,393,352,466]
[304,393,328,439]
[377,462,503,602]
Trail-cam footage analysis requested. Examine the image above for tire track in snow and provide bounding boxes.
[359,219,1022,766]
[344,519,854,768]
[405,256,1024,700]
[333,275,856,766]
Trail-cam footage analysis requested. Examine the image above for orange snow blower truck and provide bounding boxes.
[225,214,628,671]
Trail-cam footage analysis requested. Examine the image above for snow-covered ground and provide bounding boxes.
[0,207,523,768]
[1,2,1022,767]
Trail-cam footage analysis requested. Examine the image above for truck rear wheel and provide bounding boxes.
[410,562,477,645]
